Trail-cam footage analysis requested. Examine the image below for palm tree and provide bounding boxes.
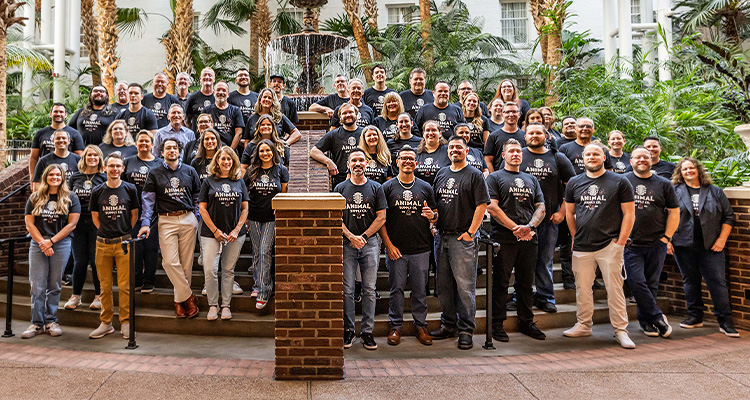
[343,0,373,81]
[530,0,565,105]
[256,0,271,71]
[363,0,381,61]
[163,0,194,92]
[97,0,119,98]
[81,0,100,85]
[0,0,28,164]
[203,0,258,73]
[419,0,432,68]
[675,0,750,45]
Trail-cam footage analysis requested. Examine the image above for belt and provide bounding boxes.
[159,210,188,217]
[96,234,132,244]
[440,230,464,236]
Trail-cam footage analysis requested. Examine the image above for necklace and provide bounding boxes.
[398,177,415,190]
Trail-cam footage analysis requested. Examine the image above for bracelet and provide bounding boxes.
[49,238,55,244]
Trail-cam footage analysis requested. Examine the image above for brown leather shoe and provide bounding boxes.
[185,294,199,318]
[387,329,401,345]
[416,327,433,346]
[174,302,187,318]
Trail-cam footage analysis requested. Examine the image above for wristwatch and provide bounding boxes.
[663,235,672,243]
[361,233,369,241]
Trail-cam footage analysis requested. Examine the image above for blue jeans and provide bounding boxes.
[201,235,245,308]
[673,245,733,324]
[72,214,100,295]
[624,242,668,325]
[435,232,478,334]
[387,251,430,329]
[133,220,159,287]
[29,237,72,327]
[343,236,379,334]
[534,220,558,303]
[248,220,275,301]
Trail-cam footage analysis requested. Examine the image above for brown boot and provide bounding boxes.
[174,302,187,318]
[416,327,433,346]
[185,294,199,318]
[387,328,401,346]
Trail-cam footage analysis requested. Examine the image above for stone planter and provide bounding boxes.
[734,123,750,187]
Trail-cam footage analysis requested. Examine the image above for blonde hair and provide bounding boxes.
[253,88,283,123]
[462,92,483,129]
[103,119,135,146]
[358,126,391,166]
[29,164,73,216]
[250,114,286,155]
[77,145,104,173]
[380,92,404,119]
[207,146,242,180]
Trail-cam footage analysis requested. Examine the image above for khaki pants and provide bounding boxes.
[95,240,130,325]
[572,241,629,333]
[158,213,198,303]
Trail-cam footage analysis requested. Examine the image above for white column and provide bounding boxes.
[40,0,53,45]
[643,34,656,85]
[53,0,67,101]
[657,0,672,81]
[68,0,81,92]
[22,1,36,106]
[603,0,616,74]
[617,0,633,79]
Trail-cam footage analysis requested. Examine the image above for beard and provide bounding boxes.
[92,97,108,106]
[585,163,603,173]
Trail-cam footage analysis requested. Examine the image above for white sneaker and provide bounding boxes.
[201,287,207,296]
[615,331,636,349]
[64,295,81,309]
[221,307,232,320]
[232,281,243,295]
[207,306,218,321]
[121,323,135,339]
[89,295,102,310]
[198,253,203,266]
[21,324,43,339]
[89,322,114,339]
[251,290,258,298]
[45,322,63,337]
[563,323,592,338]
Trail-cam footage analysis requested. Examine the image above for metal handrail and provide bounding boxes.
[478,234,499,350]
[121,234,148,350]
[1,236,32,338]
[0,182,30,204]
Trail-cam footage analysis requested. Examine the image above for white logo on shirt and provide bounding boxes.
[112,151,122,156]
[636,185,647,196]
[467,154,475,162]
[203,100,211,107]
[244,99,251,107]
[515,178,525,188]
[367,159,377,168]
[154,102,162,110]
[139,166,149,174]
[347,137,356,146]
[534,159,544,169]
[260,174,269,184]
[416,99,424,106]
[424,157,433,166]
[403,190,413,201]
[222,183,231,192]
[170,177,180,189]
[128,117,136,126]
[691,194,699,205]
[588,185,599,196]
[467,123,475,131]
[109,195,119,206]
[47,201,56,211]
[616,161,626,170]
[219,115,227,124]
[83,180,92,190]
[378,95,384,103]
[447,178,456,190]
[59,163,68,172]
[89,114,98,121]
[438,113,446,122]
[353,192,363,204]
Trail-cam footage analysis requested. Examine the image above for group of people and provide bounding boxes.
[20,66,740,354]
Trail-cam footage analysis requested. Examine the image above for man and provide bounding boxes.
[113,81,129,113]
[454,80,489,117]
[380,146,437,346]
[414,81,465,139]
[139,138,202,318]
[486,138,547,341]
[309,103,364,189]
[184,67,216,130]
[335,149,387,350]
[29,103,85,179]
[32,129,81,189]
[556,116,578,148]
[309,74,350,117]
[430,136,489,350]
[363,64,396,116]
[486,97,505,133]
[624,146,679,338]
[484,102,526,172]
[88,153,140,339]
[153,104,196,158]
[269,74,299,123]
[204,81,245,149]
[115,83,158,136]
[69,85,118,145]
[386,113,424,161]
[643,136,676,179]
[329,79,374,129]
[559,117,613,175]
[228,68,259,120]
[399,68,434,120]
[142,72,180,129]
[175,72,191,110]
[563,143,637,349]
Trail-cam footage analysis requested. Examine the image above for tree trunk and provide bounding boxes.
[171,0,194,92]
[344,0,373,82]
[81,0,100,85]
[249,8,259,75]
[419,0,432,69]
[256,0,271,71]
[363,0,381,62]
[720,8,741,46]
[0,1,28,166]
[529,0,564,106]
[96,0,119,99]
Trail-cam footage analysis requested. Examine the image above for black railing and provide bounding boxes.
[2,139,32,163]
[121,234,148,350]
[1,236,31,338]
[478,234,499,351]
[0,182,30,204]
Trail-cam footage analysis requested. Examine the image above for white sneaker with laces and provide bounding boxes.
[45,322,63,337]
[197,253,203,266]
[64,295,81,309]
[89,322,114,339]
[232,281,243,295]
[615,331,636,349]
[221,307,232,320]
[21,324,43,339]
[201,287,207,296]
[563,323,592,338]
[121,323,135,339]
[89,295,102,310]
[207,306,218,321]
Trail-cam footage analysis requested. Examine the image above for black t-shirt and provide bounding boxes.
[399,89,434,120]
[687,186,703,245]
[330,103,374,128]
[33,152,81,182]
[415,145,450,185]
[240,141,290,168]
[244,165,289,222]
[382,177,437,254]
[433,165,490,233]
[204,104,245,147]
[123,155,162,196]
[69,108,117,145]
[386,136,423,160]
[520,148,576,215]
[556,136,576,148]
[68,172,106,215]
[316,94,350,110]
[314,126,364,183]
[465,116,491,149]
[564,171,634,251]
[466,147,487,172]
[184,91,216,129]
[182,140,199,163]
[142,93,180,128]
[89,181,140,238]
[610,152,631,174]
[228,90,259,119]
[559,141,614,175]
[115,107,158,136]
[243,114,296,141]
[487,119,504,134]
[483,128,526,171]
[486,169,544,244]
[25,193,81,238]
[190,157,212,182]
[31,126,85,158]
[414,103,465,139]
[364,156,392,184]
[652,160,676,179]
[98,143,138,159]
[625,172,679,247]
[363,87,397,116]
[142,162,201,213]
[373,116,400,140]
[453,100,490,118]
[334,179,387,237]
[199,176,250,236]
[280,96,299,123]
[113,102,129,114]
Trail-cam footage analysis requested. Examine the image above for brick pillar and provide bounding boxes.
[272,193,345,380]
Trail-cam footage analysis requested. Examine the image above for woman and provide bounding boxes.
[372,92,404,140]
[190,128,220,182]
[64,145,106,310]
[669,157,739,337]
[243,88,300,145]
[245,139,289,309]
[22,165,81,339]
[198,146,249,321]
[183,113,213,162]
[99,119,137,159]
[540,106,561,141]
[608,130,630,174]
[455,123,489,178]
[123,130,162,293]
[487,97,505,133]
[241,114,291,172]
[358,126,392,184]
[461,92,490,149]
[415,120,449,185]
[494,79,531,123]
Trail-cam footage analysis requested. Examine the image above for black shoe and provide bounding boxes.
[458,332,473,350]
[61,274,72,286]
[563,280,576,290]
[592,280,604,290]
[134,285,143,293]
[641,323,659,337]
[506,299,517,311]
[140,283,154,294]
[653,316,672,338]
[719,321,740,338]
[535,301,558,313]
[519,322,546,340]
[343,330,356,349]
[680,316,704,329]
[354,281,362,303]
[361,332,378,350]
[429,326,457,340]
[492,326,509,342]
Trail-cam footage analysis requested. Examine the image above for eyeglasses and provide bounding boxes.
[577,124,593,128]
[399,157,416,162]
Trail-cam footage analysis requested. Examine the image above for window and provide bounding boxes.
[387,5,414,26]
[80,29,89,58]
[500,1,528,45]
[630,0,641,23]
[193,12,200,33]
[278,7,304,27]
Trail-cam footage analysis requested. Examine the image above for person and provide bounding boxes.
[669,157,739,337]
[454,123,489,177]
[540,107,561,142]
[357,126,392,184]
[484,102,526,172]
[243,88,300,146]
[69,85,118,145]
[204,81,245,150]
[414,120,450,185]
[190,129,220,181]
[175,72,191,109]
[228,68,259,119]
[486,138,547,342]
[113,81,129,113]
[414,81,464,139]
[523,108,556,151]
[559,117,613,175]
[310,103,364,189]
[556,115,583,290]
[98,119,137,159]
[624,146,679,338]
[199,146,250,320]
[64,145,106,311]
[268,74,299,123]
[400,68,433,120]
[185,67,216,129]
[245,139,289,307]
[563,143,637,349]
[153,104,196,159]
[556,116,577,148]
[380,146,437,346]
[608,130,630,174]
[461,92,490,149]
[32,129,81,190]
[486,97,505,133]
[310,74,350,117]
[241,114,291,172]
[455,80,490,117]
[495,78,531,123]
[29,103,85,179]
[115,83,158,136]
[336,149,387,350]
[330,79,374,129]
[373,92,404,140]
[363,64,397,115]
[88,153,140,339]
[22,164,80,339]
[142,72,180,128]
[385,113,422,162]
[644,136,676,179]
[183,114,213,162]
[139,138,202,318]
[123,130,162,293]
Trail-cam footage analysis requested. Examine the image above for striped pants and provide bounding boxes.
[248,220,275,302]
